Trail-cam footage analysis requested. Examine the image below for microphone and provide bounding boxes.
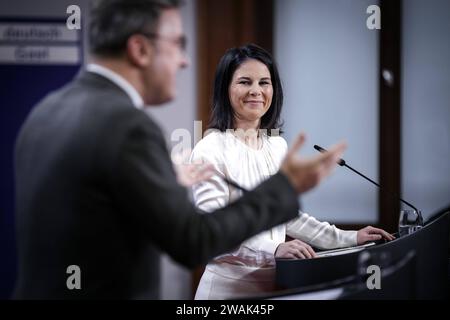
[313,144,422,219]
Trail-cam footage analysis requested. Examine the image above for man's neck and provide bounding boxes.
[90,57,145,100]
[87,57,145,109]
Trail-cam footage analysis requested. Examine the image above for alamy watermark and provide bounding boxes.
[65,4,380,31]
[66,265,81,290]
[66,5,81,30]
[366,264,381,290]
[170,121,281,165]
[366,5,381,30]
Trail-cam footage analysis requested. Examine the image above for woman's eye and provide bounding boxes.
[260,81,271,86]
[238,81,250,85]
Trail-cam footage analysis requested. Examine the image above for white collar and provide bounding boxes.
[86,63,144,109]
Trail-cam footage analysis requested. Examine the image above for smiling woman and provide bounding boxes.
[228,59,274,132]
[190,44,394,300]
[209,44,284,139]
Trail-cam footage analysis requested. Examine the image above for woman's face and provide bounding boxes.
[228,59,273,127]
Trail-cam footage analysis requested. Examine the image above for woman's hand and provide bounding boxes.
[275,239,317,259]
[357,226,395,244]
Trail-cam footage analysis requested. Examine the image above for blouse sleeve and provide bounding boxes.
[240,238,283,256]
[286,211,358,249]
[190,139,230,213]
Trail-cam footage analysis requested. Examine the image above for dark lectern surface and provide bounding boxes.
[275,211,450,299]
[265,250,416,300]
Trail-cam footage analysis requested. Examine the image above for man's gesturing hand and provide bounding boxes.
[280,133,347,194]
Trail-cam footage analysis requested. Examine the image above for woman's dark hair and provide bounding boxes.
[209,44,283,135]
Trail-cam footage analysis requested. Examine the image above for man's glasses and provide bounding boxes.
[140,32,187,53]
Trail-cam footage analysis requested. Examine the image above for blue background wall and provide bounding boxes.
[0,16,82,298]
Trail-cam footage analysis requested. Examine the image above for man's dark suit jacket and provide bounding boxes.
[13,71,299,299]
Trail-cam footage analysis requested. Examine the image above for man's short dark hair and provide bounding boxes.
[209,44,284,135]
[89,0,182,57]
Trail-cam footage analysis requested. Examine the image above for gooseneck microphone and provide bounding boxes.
[313,144,421,215]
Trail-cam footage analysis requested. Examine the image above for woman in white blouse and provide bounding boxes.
[191,44,394,300]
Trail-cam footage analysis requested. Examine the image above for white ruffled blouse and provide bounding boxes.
[190,130,357,267]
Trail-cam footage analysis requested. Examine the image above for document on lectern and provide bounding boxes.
[315,242,376,258]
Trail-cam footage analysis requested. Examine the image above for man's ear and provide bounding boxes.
[126,34,153,67]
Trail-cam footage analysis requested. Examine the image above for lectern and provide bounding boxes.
[275,211,449,299]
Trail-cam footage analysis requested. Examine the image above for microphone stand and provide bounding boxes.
[313,144,423,225]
